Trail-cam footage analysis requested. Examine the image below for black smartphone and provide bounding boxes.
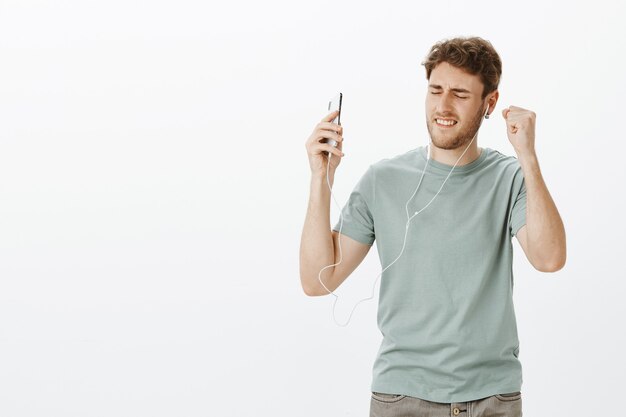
[325,92,342,148]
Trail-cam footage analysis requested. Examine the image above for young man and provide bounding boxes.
[300,36,566,417]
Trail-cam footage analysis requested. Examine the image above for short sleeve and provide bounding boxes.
[509,168,527,238]
[332,165,376,245]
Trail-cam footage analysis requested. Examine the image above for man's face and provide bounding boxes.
[425,62,492,150]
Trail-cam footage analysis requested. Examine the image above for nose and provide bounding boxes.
[436,91,454,114]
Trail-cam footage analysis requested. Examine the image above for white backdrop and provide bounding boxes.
[1,0,624,416]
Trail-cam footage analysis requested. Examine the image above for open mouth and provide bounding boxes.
[435,118,458,128]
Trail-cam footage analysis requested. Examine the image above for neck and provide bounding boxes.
[429,140,482,166]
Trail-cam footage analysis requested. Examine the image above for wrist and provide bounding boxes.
[516,150,538,166]
[311,174,333,190]
[517,153,542,178]
[312,171,334,181]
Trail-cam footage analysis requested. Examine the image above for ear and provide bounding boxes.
[487,90,499,115]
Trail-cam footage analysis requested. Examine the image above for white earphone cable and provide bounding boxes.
[318,105,489,327]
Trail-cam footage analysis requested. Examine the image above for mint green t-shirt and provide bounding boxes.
[332,146,527,403]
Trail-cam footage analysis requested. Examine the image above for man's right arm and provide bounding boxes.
[299,173,372,296]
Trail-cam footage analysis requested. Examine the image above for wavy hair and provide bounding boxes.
[422,36,502,99]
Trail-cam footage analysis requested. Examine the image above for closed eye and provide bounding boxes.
[430,92,468,99]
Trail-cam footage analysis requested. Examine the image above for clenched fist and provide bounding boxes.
[502,105,536,158]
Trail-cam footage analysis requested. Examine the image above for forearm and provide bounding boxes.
[518,152,567,270]
[299,174,336,296]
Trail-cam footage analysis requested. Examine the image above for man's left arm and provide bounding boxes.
[503,105,567,272]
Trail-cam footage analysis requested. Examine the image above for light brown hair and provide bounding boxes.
[422,36,502,99]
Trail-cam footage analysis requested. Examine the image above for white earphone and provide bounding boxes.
[321,103,490,327]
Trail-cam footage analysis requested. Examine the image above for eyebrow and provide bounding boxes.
[428,84,472,94]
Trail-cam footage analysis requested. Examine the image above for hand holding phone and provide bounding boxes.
[304,94,344,177]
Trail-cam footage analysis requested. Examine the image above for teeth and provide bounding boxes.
[436,119,456,126]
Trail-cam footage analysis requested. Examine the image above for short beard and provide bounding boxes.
[427,102,486,150]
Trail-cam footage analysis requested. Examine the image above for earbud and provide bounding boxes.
[484,105,490,119]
